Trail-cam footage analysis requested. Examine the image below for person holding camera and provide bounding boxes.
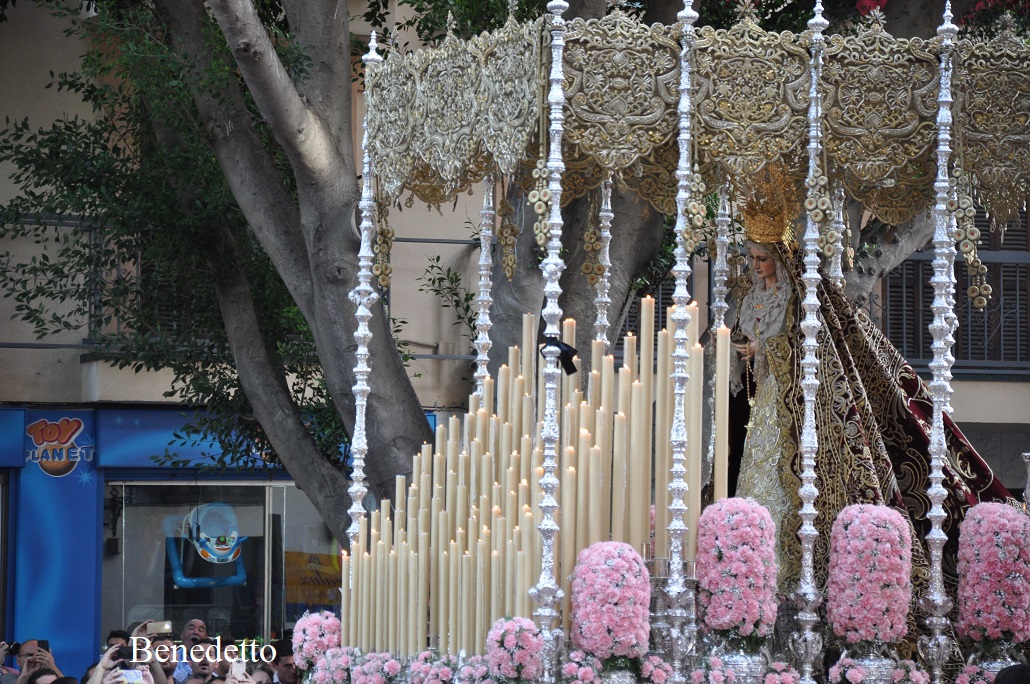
[0,640,63,684]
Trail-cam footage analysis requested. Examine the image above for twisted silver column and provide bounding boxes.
[594,176,614,348]
[917,5,958,684]
[790,4,827,682]
[530,3,569,681]
[664,3,700,682]
[347,32,383,549]
[474,174,497,396]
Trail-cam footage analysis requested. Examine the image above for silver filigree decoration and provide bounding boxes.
[693,15,810,177]
[563,9,680,170]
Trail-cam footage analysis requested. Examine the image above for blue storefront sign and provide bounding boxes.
[12,409,102,679]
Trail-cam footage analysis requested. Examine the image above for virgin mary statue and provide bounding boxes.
[728,170,1015,602]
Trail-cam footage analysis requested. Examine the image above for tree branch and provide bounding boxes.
[207,0,347,186]
[207,218,353,544]
[153,0,315,320]
[281,0,353,149]
[845,210,934,307]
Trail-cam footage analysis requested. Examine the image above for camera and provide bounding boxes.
[7,643,21,657]
[121,671,143,684]
[146,621,172,637]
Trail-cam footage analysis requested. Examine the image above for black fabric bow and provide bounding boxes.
[541,336,578,375]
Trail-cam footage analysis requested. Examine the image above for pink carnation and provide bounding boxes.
[569,542,651,661]
[890,660,929,684]
[486,617,543,682]
[763,662,800,684]
[293,610,343,671]
[826,505,912,645]
[456,656,490,684]
[696,498,778,642]
[954,665,995,684]
[956,502,1030,644]
[352,652,402,684]
[829,658,870,684]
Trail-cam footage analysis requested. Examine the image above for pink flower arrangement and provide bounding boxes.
[890,660,929,684]
[690,657,737,684]
[956,502,1030,643]
[309,647,356,684]
[763,662,800,684]
[826,504,911,646]
[954,665,995,684]
[455,656,490,684]
[352,652,402,684]
[293,610,343,671]
[410,652,459,684]
[569,541,651,661]
[696,498,778,642]
[560,650,603,684]
[639,654,673,684]
[485,617,544,682]
[828,658,867,684]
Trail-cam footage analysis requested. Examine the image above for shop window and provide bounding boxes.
[101,482,339,644]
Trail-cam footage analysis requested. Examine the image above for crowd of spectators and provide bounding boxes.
[1,619,293,684]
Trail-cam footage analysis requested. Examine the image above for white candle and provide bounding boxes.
[715,325,731,501]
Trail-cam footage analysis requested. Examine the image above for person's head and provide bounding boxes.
[15,640,43,672]
[149,636,177,678]
[180,620,207,645]
[189,639,216,678]
[83,663,99,684]
[51,677,77,684]
[250,664,273,684]
[271,642,296,684]
[26,668,58,684]
[747,243,779,286]
[106,630,131,648]
[995,664,1030,684]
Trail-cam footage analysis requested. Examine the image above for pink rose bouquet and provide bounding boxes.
[352,652,402,684]
[410,652,460,684]
[954,666,995,684]
[569,541,651,661]
[560,650,603,684]
[690,657,737,684]
[309,647,356,684]
[696,498,778,645]
[890,660,929,684]
[486,617,544,683]
[828,658,867,684]
[826,504,911,646]
[956,502,1030,644]
[763,662,800,684]
[455,656,490,684]
[639,654,672,684]
[293,610,343,671]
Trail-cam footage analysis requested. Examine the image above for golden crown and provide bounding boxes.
[741,162,800,249]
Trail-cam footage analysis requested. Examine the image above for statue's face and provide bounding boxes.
[748,246,777,283]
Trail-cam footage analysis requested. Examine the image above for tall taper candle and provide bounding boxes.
[715,325,731,500]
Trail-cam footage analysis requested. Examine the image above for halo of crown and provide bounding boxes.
[741,162,800,250]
